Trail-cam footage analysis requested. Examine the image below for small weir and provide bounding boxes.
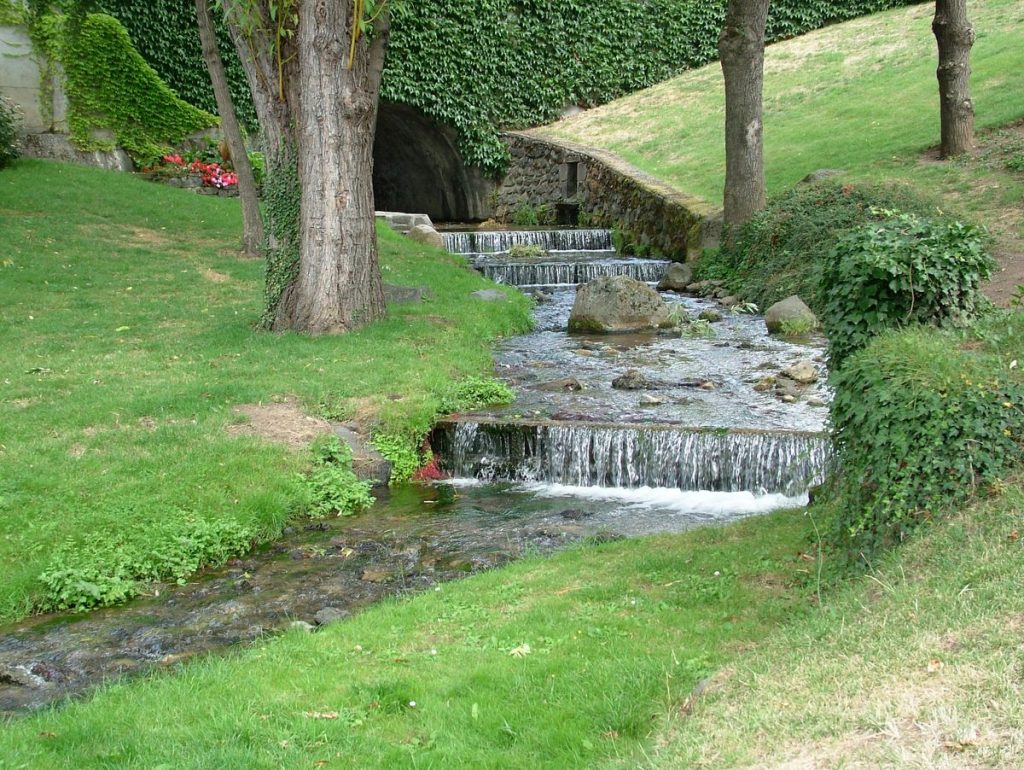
[433,420,829,496]
[443,227,612,255]
[474,257,670,287]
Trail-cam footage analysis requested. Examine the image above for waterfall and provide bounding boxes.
[476,259,670,287]
[433,421,831,496]
[443,228,613,255]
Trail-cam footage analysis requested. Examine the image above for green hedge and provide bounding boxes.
[827,319,1024,562]
[101,0,922,173]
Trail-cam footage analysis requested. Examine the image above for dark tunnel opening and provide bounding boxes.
[372,101,494,223]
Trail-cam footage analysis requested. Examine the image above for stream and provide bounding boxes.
[0,227,830,716]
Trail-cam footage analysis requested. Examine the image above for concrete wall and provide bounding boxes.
[0,25,66,133]
[496,131,721,261]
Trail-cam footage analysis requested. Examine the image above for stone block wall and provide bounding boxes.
[496,131,721,261]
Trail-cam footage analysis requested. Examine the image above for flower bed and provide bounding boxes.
[141,151,239,196]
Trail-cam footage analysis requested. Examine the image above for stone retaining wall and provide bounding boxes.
[496,131,721,261]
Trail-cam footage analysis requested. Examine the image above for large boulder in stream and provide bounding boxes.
[656,262,694,292]
[568,275,673,333]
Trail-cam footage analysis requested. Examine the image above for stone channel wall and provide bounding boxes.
[496,131,721,261]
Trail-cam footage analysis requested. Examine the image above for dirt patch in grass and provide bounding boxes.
[226,397,333,450]
[199,267,232,284]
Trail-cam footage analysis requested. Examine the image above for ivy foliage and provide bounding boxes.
[31,13,217,162]
[0,0,27,24]
[100,0,257,129]
[704,180,947,314]
[822,211,993,367]
[100,0,919,173]
[0,95,21,169]
[260,142,300,329]
[826,319,1024,563]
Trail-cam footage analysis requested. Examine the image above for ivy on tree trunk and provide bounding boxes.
[719,0,770,234]
[932,0,974,158]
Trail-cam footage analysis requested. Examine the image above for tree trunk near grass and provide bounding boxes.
[719,0,770,236]
[933,0,975,158]
[195,0,264,257]
[219,0,387,333]
[287,0,387,332]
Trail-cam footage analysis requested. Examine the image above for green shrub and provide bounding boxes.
[0,95,20,169]
[826,320,1024,563]
[439,375,516,414]
[370,433,422,484]
[822,210,992,367]
[38,513,256,612]
[304,435,374,516]
[710,180,945,313]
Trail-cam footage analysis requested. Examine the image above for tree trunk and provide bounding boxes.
[719,0,770,234]
[219,0,387,333]
[195,0,263,256]
[284,0,387,333]
[933,0,974,158]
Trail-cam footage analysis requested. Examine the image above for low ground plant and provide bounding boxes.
[304,436,374,517]
[822,210,993,366]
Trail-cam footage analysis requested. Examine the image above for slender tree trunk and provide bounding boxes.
[195,0,264,256]
[933,0,974,158]
[719,0,770,234]
[285,0,387,333]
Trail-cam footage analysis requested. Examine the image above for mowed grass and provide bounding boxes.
[0,159,531,621]
[540,0,1024,204]
[634,487,1024,769]
[0,509,813,768]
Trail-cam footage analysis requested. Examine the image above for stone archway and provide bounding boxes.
[373,101,493,223]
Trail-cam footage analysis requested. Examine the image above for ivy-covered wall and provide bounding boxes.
[103,0,922,173]
[32,13,216,161]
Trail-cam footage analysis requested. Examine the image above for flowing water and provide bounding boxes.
[0,227,831,715]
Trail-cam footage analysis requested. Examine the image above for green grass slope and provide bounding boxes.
[0,160,531,620]
[539,0,1024,204]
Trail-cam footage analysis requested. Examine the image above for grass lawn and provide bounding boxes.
[0,159,531,620]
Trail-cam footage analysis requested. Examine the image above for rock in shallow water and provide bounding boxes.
[568,275,672,333]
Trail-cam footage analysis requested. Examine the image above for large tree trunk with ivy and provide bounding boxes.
[220,0,387,333]
[719,0,770,234]
[195,0,264,257]
[933,0,974,158]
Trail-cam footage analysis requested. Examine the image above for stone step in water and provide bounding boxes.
[476,258,671,287]
[432,419,831,496]
[443,228,613,255]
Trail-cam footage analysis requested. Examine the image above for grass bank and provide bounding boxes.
[0,159,531,621]
[0,510,812,767]
[539,0,1024,205]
